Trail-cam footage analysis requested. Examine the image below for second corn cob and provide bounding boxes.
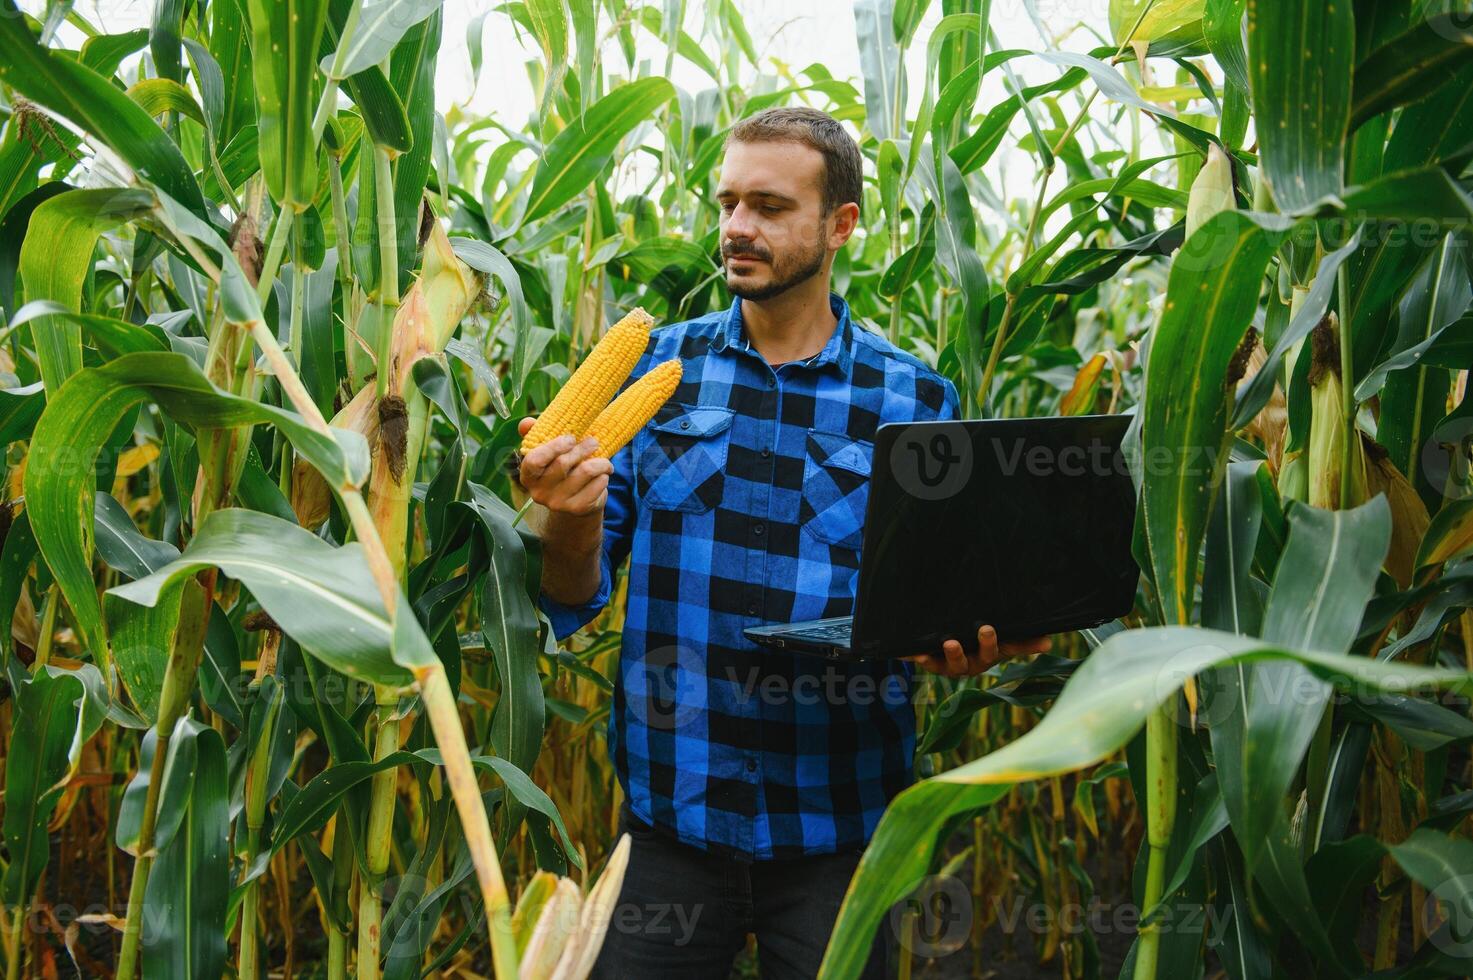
[583,359,683,458]
[520,307,655,453]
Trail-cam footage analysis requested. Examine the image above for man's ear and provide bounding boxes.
[829,201,860,248]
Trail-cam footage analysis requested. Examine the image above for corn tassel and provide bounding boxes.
[520,308,655,453]
[583,359,682,458]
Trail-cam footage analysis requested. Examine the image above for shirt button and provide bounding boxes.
[753,522,765,536]
[760,447,771,458]
[766,376,776,388]
[745,758,758,772]
[680,420,690,429]
[746,602,758,616]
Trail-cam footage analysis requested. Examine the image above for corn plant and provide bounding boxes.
[0,0,642,976]
[5,0,1473,977]
[822,1,1473,978]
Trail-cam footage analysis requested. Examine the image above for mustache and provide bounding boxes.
[722,244,771,262]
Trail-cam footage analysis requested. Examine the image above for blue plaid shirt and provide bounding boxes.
[539,291,960,861]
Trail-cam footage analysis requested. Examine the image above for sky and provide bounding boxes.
[18,0,1129,205]
[24,0,1108,110]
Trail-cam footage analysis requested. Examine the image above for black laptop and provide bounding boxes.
[743,414,1140,660]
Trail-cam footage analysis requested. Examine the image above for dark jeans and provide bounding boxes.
[591,805,888,979]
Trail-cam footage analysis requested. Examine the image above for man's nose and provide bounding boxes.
[724,201,759,241]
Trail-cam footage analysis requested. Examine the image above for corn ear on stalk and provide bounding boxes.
[1307,313,1368,510]
[520,308,655,453]
[553,833,633,980]
[1186,143,1235,240]
[511,871,559,959]
[1278,449,1308,503]
[583,359,683,458]
[519,878,582,980]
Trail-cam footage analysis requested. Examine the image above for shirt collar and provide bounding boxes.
[710,291,855,377]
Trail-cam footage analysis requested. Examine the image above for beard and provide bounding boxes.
[723,236,828,302]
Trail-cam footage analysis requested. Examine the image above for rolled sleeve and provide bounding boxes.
[538,549,614,641]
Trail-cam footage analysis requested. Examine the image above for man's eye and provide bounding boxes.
[720,202,735,213]
[761,204,781,214]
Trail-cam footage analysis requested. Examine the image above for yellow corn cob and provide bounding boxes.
[520,307,655,453]
[583,359,683,458]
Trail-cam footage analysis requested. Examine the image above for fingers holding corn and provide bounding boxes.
[513,306,683,516]
[517,426,613,517]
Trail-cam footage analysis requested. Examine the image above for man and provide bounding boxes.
[517,107,1050,978]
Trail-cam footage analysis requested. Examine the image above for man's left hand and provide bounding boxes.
[903,625,1051,678]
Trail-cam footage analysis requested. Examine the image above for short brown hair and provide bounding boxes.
[725,107,862,218]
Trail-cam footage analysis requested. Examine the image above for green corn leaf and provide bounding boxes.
[1210,498,1389,887]
[246,0,329,210]
[182,38,227,140]
[854,0,903,142]
[1141,209,1291,624]
[325,0,444,80]
[1352,14,1473,132]
[1201,460,1266,635]
[819,626,1473,979]
[1110,0,1205,48]
[80,29,151,78]
[96,490,183,717]
[0,3,205,217]
[18,188,154,392]
[108,509,436,688]
[388,11,440,284]
[127,78,208,128]
[460,484,544,782]
[0,665,108,907]
[1204,0,1248,91]
[521,77,675,226]
[0,382,44,447]
[23,353,368,660]
[344,64,413,153]
[1246,0,1353,211]
[526,0,568,136]
[208,0,255,144]
[1418,497,1473,570]
[1386,827,1473,951]
[149,0,187,84]
[142,718,229,980]
[270,748,576,866]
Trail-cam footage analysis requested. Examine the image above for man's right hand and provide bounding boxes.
[516,418,614,517]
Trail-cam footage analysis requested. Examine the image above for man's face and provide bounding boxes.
[715,140,841,302]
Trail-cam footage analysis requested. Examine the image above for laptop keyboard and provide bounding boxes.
[792,621,853,641]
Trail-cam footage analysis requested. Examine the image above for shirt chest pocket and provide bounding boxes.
[800,428,872,550]
[635,405,734,514]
